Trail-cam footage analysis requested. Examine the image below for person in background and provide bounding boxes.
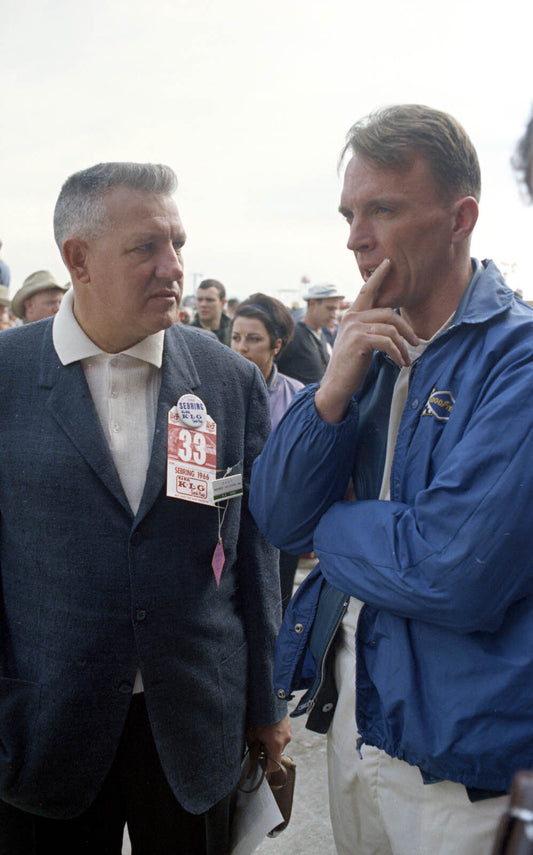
[11,270,69,323]
[250,104,533,855]
[0,240,10,289]
[321,312,340,349]
[231,293,304,613]
[179,305,193,324]
[191,278,231,344]
[226,297,240,320]
[0,286,15,331]
[513,105,533,200]
[276,283,344,385]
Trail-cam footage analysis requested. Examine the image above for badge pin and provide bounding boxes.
[176,394,207,429]
[422,387,455,421]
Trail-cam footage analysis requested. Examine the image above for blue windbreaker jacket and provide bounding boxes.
[250,260,533,793]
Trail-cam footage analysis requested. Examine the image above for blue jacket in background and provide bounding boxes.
[250,260,533,793]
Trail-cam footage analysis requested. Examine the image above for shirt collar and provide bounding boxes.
[53,288,165,368]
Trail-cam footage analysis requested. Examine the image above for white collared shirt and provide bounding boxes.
[53,289,167,695]
[53,288,164,515]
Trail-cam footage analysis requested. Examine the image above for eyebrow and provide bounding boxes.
[132,230,187,244]
[339,196,405,217]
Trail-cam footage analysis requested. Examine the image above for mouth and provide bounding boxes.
[151,291,179,303]
[360,261,392,282]
[361,268,377,282]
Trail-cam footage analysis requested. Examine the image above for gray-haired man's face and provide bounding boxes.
[67,185,186,353]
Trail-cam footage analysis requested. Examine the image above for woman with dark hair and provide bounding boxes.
[231,293,304,612]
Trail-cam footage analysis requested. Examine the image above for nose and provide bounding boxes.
[347,216,374,254]
[157,243,184,282]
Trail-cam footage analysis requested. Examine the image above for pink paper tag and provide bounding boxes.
[212,539,225,587]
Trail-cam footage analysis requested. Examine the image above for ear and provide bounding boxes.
[62,238,91,284]
[451,196,479,244]
[272,337,283,357]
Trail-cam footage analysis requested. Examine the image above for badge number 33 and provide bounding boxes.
[177,428,207,466]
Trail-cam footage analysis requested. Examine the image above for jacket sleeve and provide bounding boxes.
[238,365,288,724]
[250,384,360,554]
[315,351,533,634]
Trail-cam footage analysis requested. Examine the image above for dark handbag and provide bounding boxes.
[239,741,296,837]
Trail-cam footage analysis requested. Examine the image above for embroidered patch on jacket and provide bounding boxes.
[421,387,455,420]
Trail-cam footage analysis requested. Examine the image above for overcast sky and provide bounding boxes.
[2,0,532,304]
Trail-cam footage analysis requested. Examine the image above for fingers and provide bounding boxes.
[247,717,292,765]
[315,301,419,424]
[314,262,420,424]
[357,318,415,367]
[353,258,392,311]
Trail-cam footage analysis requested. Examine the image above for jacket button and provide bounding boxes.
[322,702,334,713]
[411,399,419,409]
[135,609,147,621]
[118,682,132,694]
[294,623,304,634]
[277,689,286,699]
[131,531,144,547]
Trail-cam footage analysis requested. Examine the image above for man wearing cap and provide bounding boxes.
[276,284,344,385]
[12,270,69,323]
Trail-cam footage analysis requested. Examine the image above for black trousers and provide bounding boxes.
[0,694,235,855]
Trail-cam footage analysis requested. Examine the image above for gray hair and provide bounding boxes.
[53,162,178,254]
[340,104,481,203]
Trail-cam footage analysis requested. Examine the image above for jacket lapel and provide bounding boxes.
[135,326,202,521]
[39,329,131,515]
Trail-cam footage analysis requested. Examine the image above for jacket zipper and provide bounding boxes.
[300,596,350,713]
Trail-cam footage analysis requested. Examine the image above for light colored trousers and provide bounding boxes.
[327,605,507,855]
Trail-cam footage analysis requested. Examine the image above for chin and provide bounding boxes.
[152,309,180,332]
[374,291,400,310]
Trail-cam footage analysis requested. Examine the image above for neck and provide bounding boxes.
[73,304,144,353]
[403,256,474,340]
[200,316,221,331]
[303,315,321,333]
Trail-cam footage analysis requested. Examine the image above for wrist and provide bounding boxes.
[314,383,352,424]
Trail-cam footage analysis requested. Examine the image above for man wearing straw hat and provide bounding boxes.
[11,269,68,323]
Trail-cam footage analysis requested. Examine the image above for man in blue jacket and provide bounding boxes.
[0,162,290,854]
[250,105,533,855]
